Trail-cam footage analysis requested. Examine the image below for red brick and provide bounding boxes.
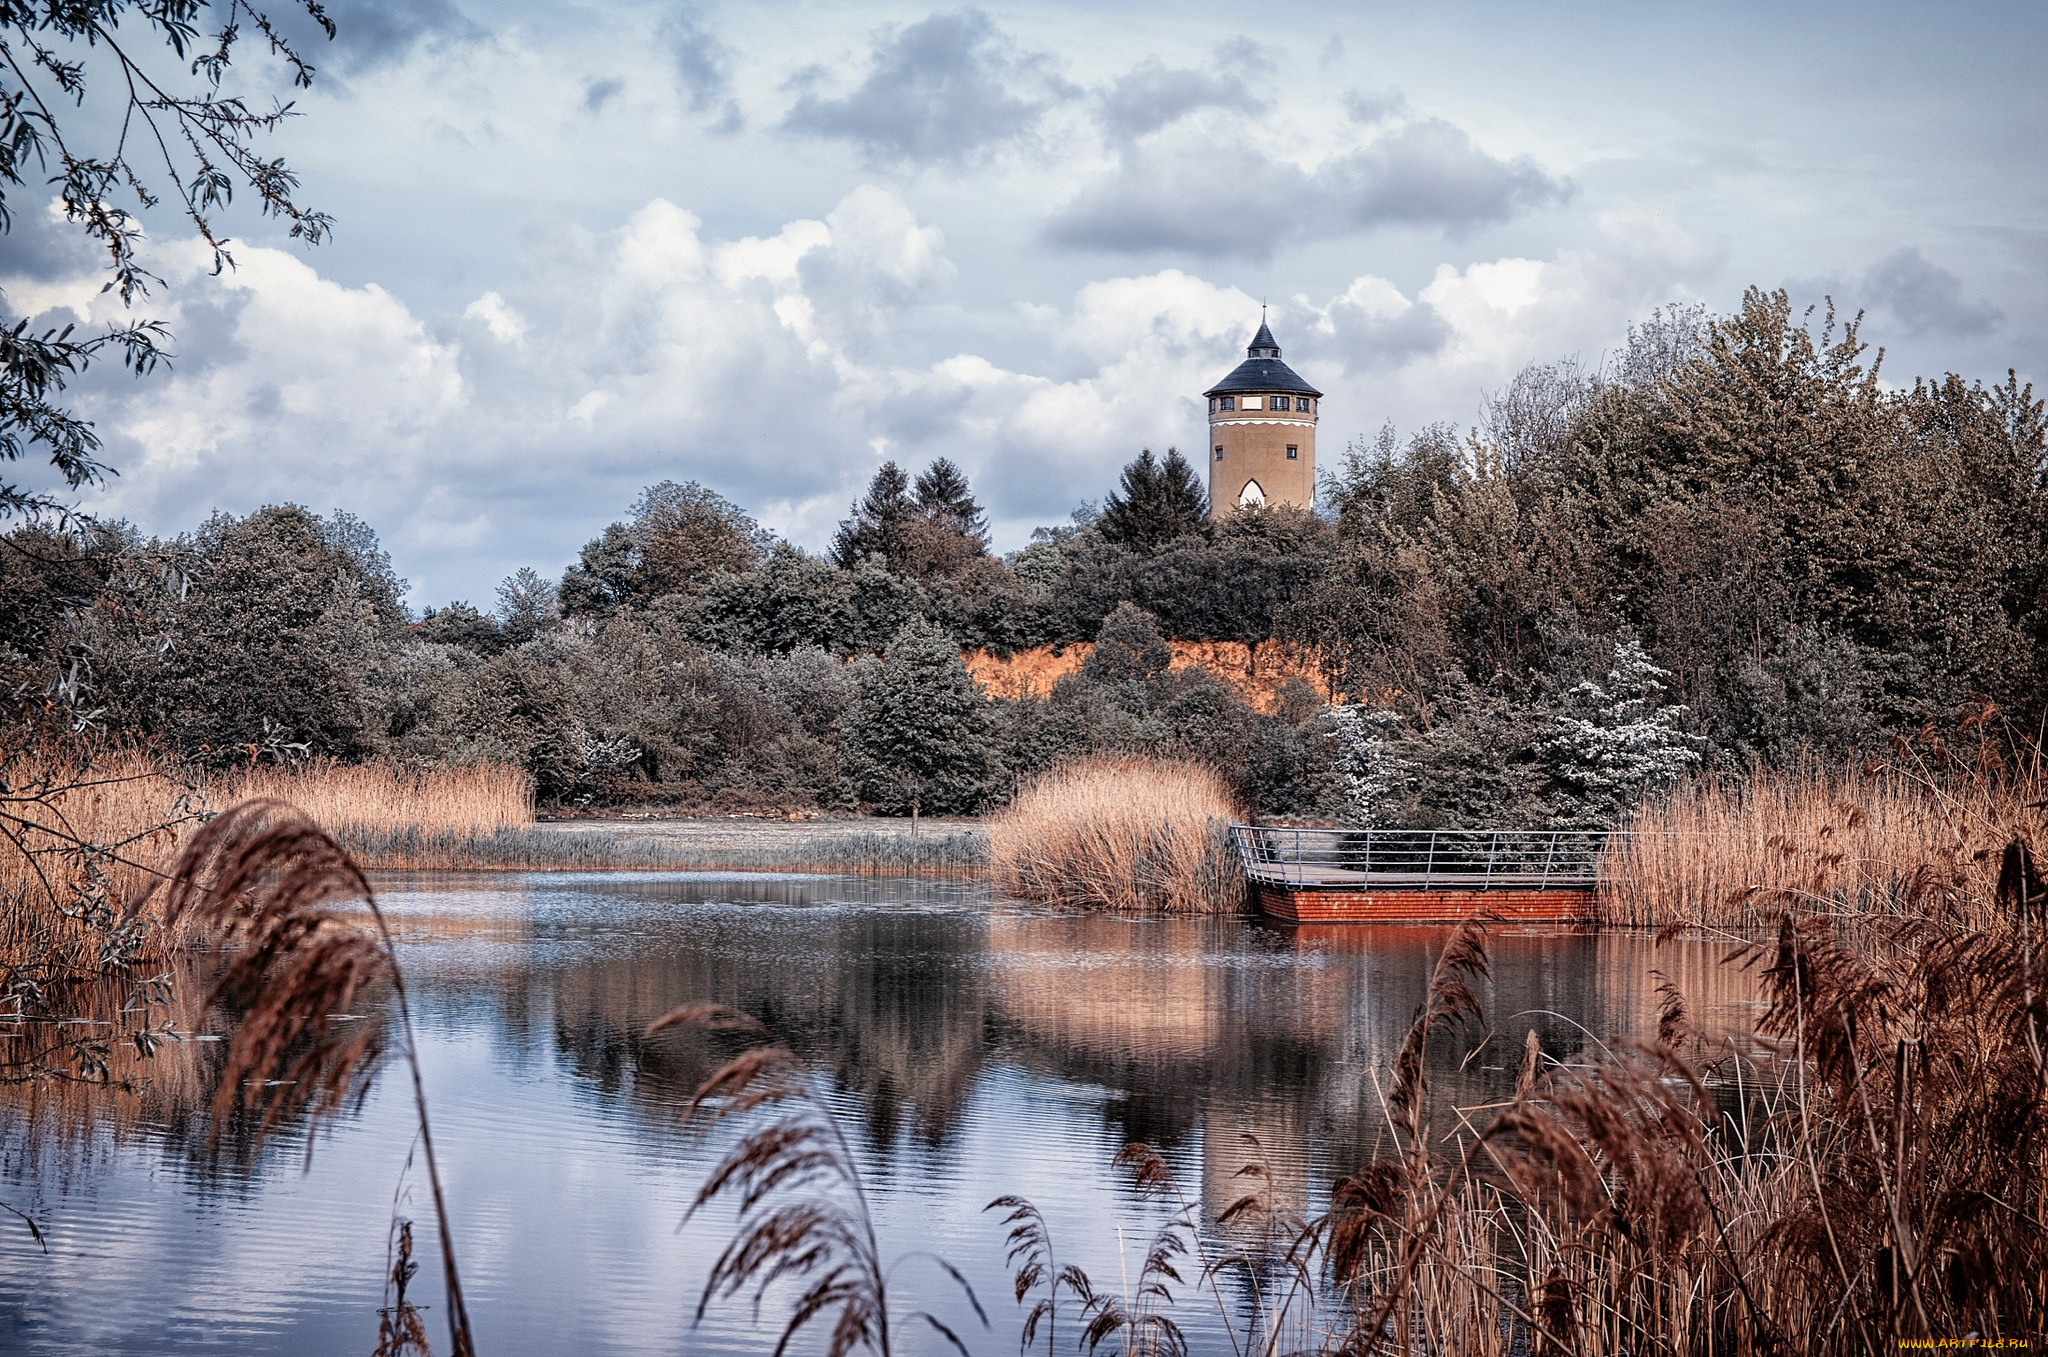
[1257,885,1595,925]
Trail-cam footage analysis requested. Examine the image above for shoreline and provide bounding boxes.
[341,815,992,876]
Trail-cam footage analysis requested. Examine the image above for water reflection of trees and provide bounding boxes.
[0,950,394,1196]
[0,876,1762,1250]
[504,879,1757,1221]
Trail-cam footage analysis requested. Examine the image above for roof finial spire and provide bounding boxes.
[1248,306,1279,359]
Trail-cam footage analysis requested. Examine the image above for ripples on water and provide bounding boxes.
[0,873,1756,1354]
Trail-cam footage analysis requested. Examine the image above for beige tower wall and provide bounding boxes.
[1207,405,1316,517]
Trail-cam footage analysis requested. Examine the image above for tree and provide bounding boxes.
[1081,602,1172,687]
[831,462,916,570]
[560,480,768,616]
[834,459,991,580]
[0,517,121,678]
[416,602,505,656]
[1538,639,1702,827]
[496,567,558,644]
[1098,448,1207,553]
[627,479,771,597]
[840,619,996,823]
[1328,704,1409,827]
[2,1,337,520]
[913,457,988,546]
[126,505,404,760]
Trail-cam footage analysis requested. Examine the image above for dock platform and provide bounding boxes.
[1231,826,1605,925]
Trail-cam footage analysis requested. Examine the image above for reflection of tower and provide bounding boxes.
[1204,317,1321,517]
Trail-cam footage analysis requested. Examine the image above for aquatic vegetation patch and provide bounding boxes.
[987,755,1244,913]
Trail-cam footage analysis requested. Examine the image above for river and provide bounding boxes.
[0,872,1757,1354]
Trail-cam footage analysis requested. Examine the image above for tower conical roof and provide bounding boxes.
[1203,320,1321,398]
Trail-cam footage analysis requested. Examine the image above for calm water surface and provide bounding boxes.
[0,873,1756,1355]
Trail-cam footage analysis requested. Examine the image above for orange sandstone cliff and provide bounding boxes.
[963,640,1330,713]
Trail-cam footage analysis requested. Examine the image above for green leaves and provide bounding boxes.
[840,619,998,816]
[1,0,336,518]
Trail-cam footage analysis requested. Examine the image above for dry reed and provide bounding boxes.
[644,1002,987,1356]
[1600,762,2044,929]
[215,759,533,861]
[988,756,1244,913]
[0,743,206,972]
[969,880,2047,1353]
[162,800,477,1357]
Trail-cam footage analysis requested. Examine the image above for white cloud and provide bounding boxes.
[44,185,1726,602]
[463,291,527,343]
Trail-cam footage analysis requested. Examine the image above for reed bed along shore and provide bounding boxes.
[0,745,205,970]
[344,822,989,876]
[214,759,534,841]
[6,747,984,904]
[1600,763,2043,929]
[677,862,2048,1355]
[987,755,1244,912]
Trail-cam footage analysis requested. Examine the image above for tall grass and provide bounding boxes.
[216,760,533,856]
[0,744,204,969]
[354,823,989,875]
[1601,763,2043,928]
[163,801,477,1355]
[987,756,1244,913]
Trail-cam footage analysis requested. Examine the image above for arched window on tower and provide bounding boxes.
[1238,479,1266,509]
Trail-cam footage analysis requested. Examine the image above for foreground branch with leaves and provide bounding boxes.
[2,0,336,518]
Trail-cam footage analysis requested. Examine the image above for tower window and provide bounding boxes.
[1286,445,1298,460]
[1296,397,1312,412]
[1219,396,1235,411]
[1209,398,1217,413]
[1215,446,1224,461]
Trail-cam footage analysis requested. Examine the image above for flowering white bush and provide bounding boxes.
[1329,703,1410,827]
[1540,639,1702,825]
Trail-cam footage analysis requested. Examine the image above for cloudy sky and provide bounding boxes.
[5,0,2042,606]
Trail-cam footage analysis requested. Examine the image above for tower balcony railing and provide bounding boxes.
[1228,825,1615,891]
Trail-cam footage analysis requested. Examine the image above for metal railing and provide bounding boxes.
[1228,825,1614,891]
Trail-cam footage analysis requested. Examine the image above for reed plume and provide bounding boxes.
[646,1002,987,1356]
[985,1194,1091,1356]
[374,1218,433,1357]
[159,799,476,1357]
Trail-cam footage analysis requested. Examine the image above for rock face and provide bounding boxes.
[962,640,1330,710]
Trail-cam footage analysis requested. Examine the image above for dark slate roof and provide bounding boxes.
[1204,322,1322,398]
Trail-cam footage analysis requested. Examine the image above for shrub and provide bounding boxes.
[986,755,1243,912]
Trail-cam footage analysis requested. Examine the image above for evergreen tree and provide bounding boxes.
[913,457,989,546]
[1099,448,1209,552]
[836,459,991,580]
[840,619,996,822]
[496,567,558,644]
[831,462,916,569]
